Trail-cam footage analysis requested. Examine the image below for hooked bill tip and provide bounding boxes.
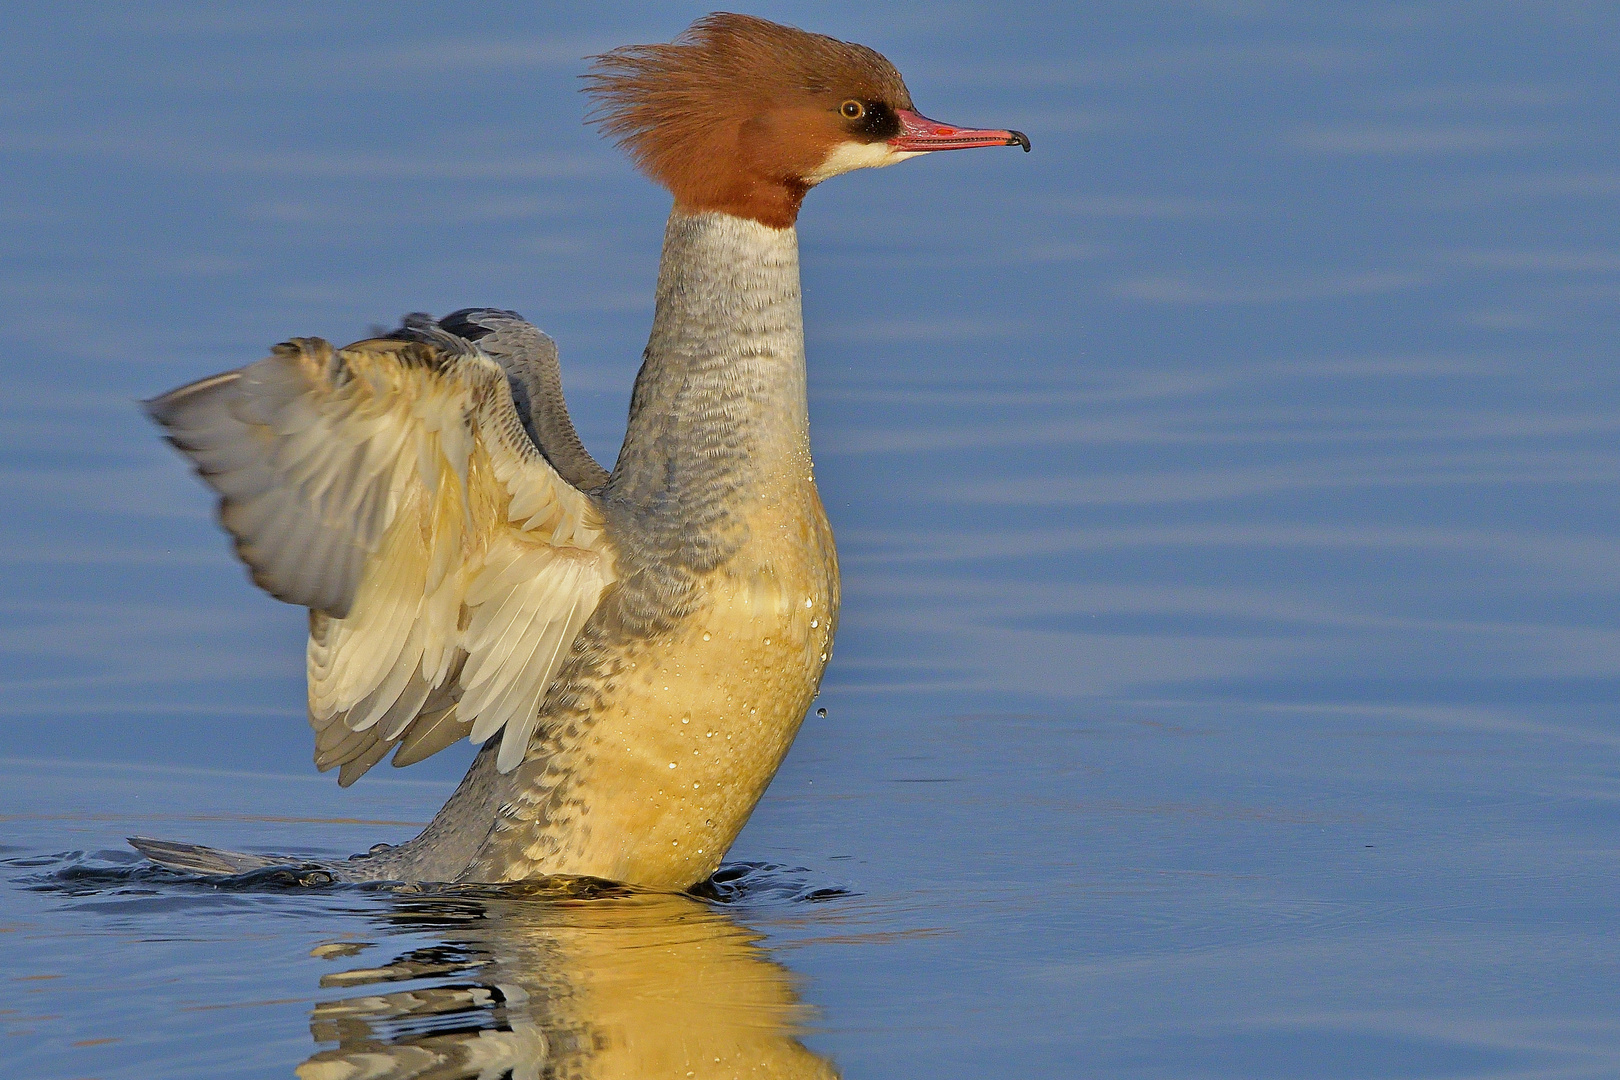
[1009,130,1031,152]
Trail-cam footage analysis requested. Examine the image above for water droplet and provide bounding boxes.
[763,637,771,645]
[820,653,827,661]
[668,762,677,769]
[705,819,714,827]
[705,731,713,737]
[702,632,711,641]
[805,597,813,608]
[817,707,827,717]
[692,782,700,789]
[681,717,689,724]
[810,618,818,628]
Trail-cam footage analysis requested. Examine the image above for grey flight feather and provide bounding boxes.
[432,308,611,491]
[127,836,283,876]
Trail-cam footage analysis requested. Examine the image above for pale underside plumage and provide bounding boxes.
[147,322,615,783]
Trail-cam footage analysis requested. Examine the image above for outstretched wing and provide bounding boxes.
[146,321,616,784]
[439,308,612,491]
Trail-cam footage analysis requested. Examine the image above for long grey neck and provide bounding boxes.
[606,211,810,568]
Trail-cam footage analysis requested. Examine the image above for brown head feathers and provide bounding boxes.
[584,13,916,228]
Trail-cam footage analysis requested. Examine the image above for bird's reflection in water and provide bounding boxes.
[295,879,838,1080]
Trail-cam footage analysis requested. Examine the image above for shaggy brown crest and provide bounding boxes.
[584,13,915,228]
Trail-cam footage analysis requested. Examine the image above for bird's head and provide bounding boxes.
[584,13,1029,229]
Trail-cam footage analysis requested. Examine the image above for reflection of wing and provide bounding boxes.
[146,318,616,783]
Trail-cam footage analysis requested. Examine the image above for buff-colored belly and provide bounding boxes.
[505,490,838,889]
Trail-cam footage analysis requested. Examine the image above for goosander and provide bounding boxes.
[136,13,1028,890]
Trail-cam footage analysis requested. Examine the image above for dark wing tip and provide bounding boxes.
[440,308,527,338]
[380,309,531,347]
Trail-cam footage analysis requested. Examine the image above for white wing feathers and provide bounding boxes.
[148,335,615,782]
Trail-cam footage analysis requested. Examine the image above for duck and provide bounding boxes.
[134,13,1028,890]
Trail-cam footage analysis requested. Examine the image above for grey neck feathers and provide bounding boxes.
[606,211,810,570]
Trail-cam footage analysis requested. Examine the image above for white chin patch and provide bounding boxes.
[805,142,922,185]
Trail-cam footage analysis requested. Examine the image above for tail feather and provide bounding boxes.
[127,836,283,876]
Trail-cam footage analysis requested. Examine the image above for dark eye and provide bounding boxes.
[840,100,865,120]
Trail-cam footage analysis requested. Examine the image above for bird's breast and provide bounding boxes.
[502,479,839,888]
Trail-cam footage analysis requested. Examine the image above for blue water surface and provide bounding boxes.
[2,3,1618,1078]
